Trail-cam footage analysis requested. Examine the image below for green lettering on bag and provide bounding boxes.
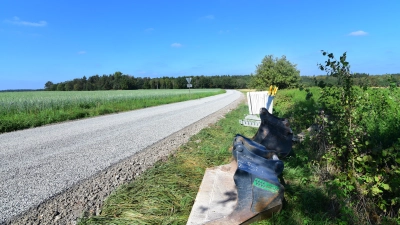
[253,178,279,193]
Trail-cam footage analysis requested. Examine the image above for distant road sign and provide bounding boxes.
[187,84,192,88]
[186,78,192,84]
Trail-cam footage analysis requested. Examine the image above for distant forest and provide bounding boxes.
[301,73,400,88]
[44,72,250,91]
[42,72,400,91]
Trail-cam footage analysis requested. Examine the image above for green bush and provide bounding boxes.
[275,52,400,224]
[301,51,400,223]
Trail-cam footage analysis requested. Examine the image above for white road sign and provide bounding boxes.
[186,78,192,84]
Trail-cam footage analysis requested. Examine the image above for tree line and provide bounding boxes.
[43,60,399,91]
[243,54,400,90]
[301,73,400,88]
[44,72,251,91]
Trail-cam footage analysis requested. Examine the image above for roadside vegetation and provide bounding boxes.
[267,86,399,225]
[80,51,399,225]
[0,89,224,133]
[79,86,399,224]
[268,51,400,224]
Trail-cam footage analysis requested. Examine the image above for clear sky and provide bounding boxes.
[1,0,399,90]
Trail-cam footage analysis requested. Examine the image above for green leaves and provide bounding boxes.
[312,50,400,219]
[372,186,383,195]
[381,183,390,191]
[250,55,300,90]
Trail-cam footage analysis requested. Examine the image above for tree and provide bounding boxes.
[250,55,300,90]
[73,79,83,91]
[65,82,73,91]
[82,76,87,90]
[44,81,54,90]
[56,83,65,91]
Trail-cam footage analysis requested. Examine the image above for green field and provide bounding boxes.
[0,89,225,133]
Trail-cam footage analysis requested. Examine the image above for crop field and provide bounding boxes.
[0,89,225,133]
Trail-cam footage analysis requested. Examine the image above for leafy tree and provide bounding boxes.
[73,79,83,91]
[56,83,65,91]
[82,76,87,90]
[251,55,300,90]
[65,82,73,91]
[44,81,54,90]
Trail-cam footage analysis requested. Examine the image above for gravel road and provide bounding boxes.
[0,90,243,224]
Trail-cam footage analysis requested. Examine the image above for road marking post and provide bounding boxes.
[186,77,192,99]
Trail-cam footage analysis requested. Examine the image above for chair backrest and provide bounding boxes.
[247,92,274,115]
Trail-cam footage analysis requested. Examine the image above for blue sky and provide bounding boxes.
[1,0,399,90]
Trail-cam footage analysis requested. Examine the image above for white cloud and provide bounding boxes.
[145,28,154,32]
[4,16,47,27]
[171,43,182,48]
[77,51,87,54]
[349,30,368,36]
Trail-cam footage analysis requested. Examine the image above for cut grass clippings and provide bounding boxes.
[79,102,343,225]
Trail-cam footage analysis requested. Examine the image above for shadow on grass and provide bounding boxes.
[254,176,340,225]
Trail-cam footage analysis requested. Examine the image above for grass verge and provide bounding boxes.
[78,101,344,225]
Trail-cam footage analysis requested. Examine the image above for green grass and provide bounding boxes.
[253,159,339,225]
[272,87,321,133]
[0,89,224,133]
[273,87,321,117]
[78,100,343,225]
